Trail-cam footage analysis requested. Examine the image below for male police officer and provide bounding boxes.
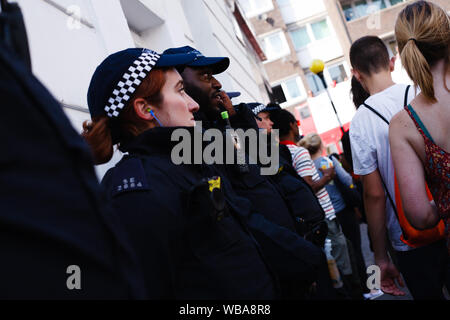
[248,102,337,299]
[163,46,326,299]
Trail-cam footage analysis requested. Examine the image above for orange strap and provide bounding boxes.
[394,174,445,248]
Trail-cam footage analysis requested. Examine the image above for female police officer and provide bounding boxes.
[82,48,276,299]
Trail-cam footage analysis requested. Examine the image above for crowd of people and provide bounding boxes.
[1,0,448,299]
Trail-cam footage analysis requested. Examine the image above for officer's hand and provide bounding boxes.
[216,90,236,116]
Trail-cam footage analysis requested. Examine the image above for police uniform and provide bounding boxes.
[85,46,323,300]
[166,44,326,297]
[0,42,145,299]
[101,127,277,299]
[193,104,324,298]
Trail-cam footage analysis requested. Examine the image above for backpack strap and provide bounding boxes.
[404,85,411,108]
[362,103,390,125]
[362,85,411,125]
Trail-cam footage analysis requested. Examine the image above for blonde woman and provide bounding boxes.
[389,0,449,295]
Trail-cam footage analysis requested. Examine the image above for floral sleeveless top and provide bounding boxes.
[405,104,450,253]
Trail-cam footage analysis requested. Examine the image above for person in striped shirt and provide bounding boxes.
[272,110,355,297]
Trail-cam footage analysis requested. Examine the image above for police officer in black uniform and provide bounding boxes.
[83,48,277,299]
[0,1,146,299]
[163,46,325,299]
[248,102,337,299]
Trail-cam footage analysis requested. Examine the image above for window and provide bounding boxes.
[328,64,348,84]
[289,27,311,50]
[311,20,331,40]
[306,62,349,95]
[340,0,407,22]
[371,0,386,10]
[342,3,355,21]
[285,78,302,99]
[240,0,274,18]
[288,19,332,52]
[261,31,290,61]
[271,76,306,105]
[299,106,311,119]
[354,0,369,18]
[387,39,397,56]
[389,0,405,5]
[272,85,287,104]
[306,73,326,95]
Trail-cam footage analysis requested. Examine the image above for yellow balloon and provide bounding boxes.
[310,59,324,74]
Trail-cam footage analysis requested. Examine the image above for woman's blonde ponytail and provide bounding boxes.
[395,1,450,103]
[400,38,435,102]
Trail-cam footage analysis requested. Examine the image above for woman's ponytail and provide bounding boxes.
[82,117,114,165]
[395,1,450,103]
[400,39,435,102]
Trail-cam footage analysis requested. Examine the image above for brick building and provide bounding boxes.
[242,0,449,154]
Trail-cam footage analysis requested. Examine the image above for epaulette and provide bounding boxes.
[111,157,150,198]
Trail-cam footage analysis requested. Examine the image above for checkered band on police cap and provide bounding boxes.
[104,49,161,118]
[251,103,266,115]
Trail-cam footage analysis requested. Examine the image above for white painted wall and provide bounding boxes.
[297,37,343,69]
[307,79,356,134]
[277,0,326,25]
[127,0,195,52]
[129,0,266,103]
[17,0,268,177]
[18,0,134,110]
[307,56,412,135]
[17,0,135,178]
[392,54,413,85]
[180,0,265,103]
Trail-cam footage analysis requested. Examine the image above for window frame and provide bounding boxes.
[271,76,307,107]
[306,73,326,96]
[305,61,350,96]
[288,17,332,51]
[298,106,312,120]
[260,30,291,62]
[340,0,406,22]
[289,26,311,51]
[327,62,349,85]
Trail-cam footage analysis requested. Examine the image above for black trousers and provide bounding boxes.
[396,239,449,300]
[336,206,369,293]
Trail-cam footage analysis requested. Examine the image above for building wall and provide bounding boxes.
[17,0,134,116]
[190,0,266,103]
[249,0,305,104]
[247,0,448,153]
[118,0,269,104]
[248,3,285,36]
[244,0,356,150]
[127,0,195,51]
[277,0,327,25]
[345,1,410,41]
[323,0,352,65]
[16,0,270,177]
[340,0,450,42]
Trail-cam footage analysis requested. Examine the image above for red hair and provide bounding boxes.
[82,68,168,164]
